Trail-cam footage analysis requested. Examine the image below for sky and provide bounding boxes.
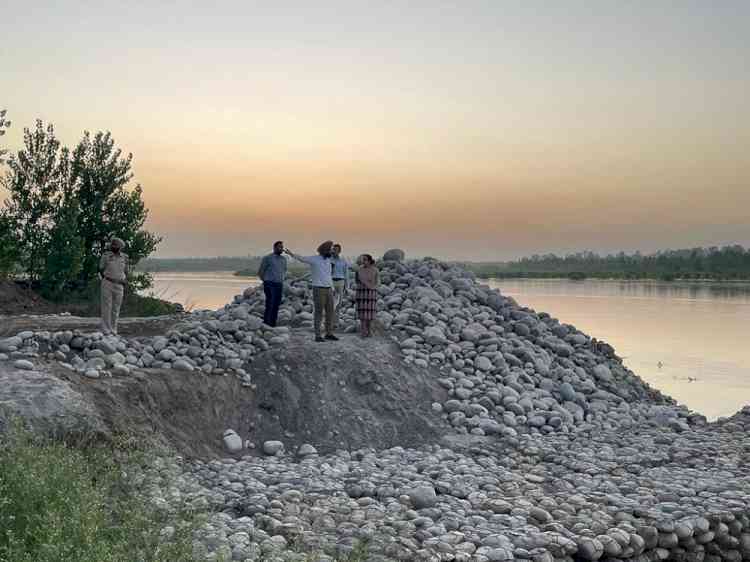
[2,0,749,260]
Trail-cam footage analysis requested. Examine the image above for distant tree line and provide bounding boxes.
[140,246,750,281]
[0,111,160,299]
[465,246,750,281]
[138,256,306,276]
[138,256,261,273]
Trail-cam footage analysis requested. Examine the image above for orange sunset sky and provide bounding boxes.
[2,1,749,260]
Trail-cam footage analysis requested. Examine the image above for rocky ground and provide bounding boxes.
[1,253,749,561]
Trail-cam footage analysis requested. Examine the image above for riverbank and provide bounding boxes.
[472,271,750,282]
[2,255,749,561]
[0,279,182,319]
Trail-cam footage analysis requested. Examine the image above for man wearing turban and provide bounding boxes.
[285,241,338,342]
[99,237,128,335]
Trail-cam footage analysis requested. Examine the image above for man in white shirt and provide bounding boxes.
[285,240,338,342]
[330,243,351,328]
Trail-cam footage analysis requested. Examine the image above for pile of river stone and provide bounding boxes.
[134,406,750,562]
[216,255,698,438]
[0,254,706,437]
[0,314,292,387]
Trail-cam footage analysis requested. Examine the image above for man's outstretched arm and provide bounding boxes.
[284,249,312,264]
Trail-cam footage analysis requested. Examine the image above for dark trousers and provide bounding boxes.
[263,281,283,327]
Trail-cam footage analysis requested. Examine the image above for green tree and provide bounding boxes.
[1,120,71,280]
[0,212,19,278]
[0,111,18,277]
[1,119,161,294]
[40,163,84,297]
[71,131,160,289]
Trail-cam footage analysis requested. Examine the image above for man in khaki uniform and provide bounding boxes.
[99,237,128,335]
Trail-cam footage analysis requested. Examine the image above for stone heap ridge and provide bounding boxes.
[2,257,689,437]
[1,255,750,562]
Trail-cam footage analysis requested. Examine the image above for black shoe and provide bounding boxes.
[315,336,326,342]
[325,334,339,341]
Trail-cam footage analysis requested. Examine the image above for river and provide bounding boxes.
[149,272,750,420]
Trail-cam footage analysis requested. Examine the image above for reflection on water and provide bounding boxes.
[148,272,260,311]
[148,273,750,420]
[486,279,750,420]
[485,278,750,303]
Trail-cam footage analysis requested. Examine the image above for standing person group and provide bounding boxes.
[96,235,380,342]
[258,239,380,342]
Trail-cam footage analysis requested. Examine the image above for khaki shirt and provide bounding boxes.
[99,251,128,282]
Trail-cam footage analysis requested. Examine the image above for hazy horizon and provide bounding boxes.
[144,242,750,263]
[3,1,749,261]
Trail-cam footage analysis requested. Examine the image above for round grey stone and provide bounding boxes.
[13,359,34,370]
[382,249,406,262]
[297,443,318,457]
[263,440,285,455]
[406,485,438,509]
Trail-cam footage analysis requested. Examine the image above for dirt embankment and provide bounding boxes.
[0,314,184,338]
[0,280,183,335]
[0,280,58,316]
[248,332,449,454]
[2,330,448,458]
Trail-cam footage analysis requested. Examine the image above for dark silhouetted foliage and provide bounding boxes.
[465,246,750,280]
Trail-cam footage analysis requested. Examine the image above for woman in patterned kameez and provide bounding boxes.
[355,254,379,337]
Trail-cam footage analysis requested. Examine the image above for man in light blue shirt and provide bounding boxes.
[331,243,351,328]
[285,240,338,342]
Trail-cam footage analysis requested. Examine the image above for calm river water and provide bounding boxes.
[149,273,750,420]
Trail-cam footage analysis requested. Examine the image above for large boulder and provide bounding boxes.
[0,362,107,439]
[382,249,406,262]
[223,429,243,453]
[406,485,437,509]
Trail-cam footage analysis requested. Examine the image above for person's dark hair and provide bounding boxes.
[273,241,283,248]
[333,243,342,250]
[362,254,375,265]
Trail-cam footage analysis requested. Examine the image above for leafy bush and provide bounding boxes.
[122,292,184,316]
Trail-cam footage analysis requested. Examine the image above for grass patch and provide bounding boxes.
[122,291,185,316]
[0,427,201,562]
